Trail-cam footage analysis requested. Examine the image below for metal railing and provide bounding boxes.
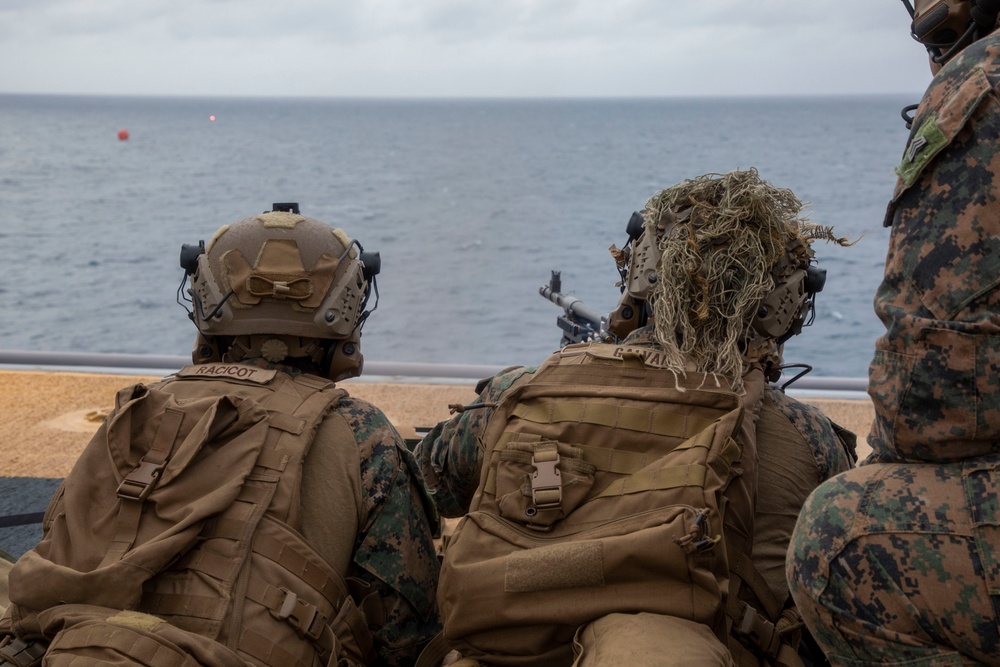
[0,349,868,393]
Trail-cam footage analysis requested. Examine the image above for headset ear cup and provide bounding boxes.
[912,2,953,41]
[192,333,224,364]
[912,0,980,45]
[972,0,1000,28]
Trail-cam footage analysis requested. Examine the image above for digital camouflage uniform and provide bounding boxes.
[327,396,441,667]
[416,327,854,628]
[787,27,1000,666]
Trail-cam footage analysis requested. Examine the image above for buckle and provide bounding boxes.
[273,589,327,642]
[116,457,166,501]
[530,451,562,508]
[735,601,779,657]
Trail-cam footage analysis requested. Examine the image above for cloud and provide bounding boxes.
[0,0,930,98]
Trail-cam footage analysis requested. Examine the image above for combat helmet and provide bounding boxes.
[904,0,1000,64]
[608,170,838,385]
[178,203,380,381]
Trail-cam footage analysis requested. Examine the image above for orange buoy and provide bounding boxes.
[117,129,130,141]
[209,115,216,121]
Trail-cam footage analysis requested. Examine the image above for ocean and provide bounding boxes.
[0,93,917,379]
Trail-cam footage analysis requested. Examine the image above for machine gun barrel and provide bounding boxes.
[539,287,605,329]
[540,271,606,346]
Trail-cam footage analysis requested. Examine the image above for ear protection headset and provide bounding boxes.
[904,0,1000,63]
[606,210,826,347]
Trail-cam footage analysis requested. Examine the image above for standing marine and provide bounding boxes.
[0,204,440,667]
[787,1,1000,664]
[416,169,855,666]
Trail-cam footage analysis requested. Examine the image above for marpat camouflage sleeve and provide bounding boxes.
[788,29,1000,666]
[413,367,535,518]
[339,397,442,667]
[868,32,1000,463]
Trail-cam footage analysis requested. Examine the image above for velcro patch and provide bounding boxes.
[505,541,604,592]
[896,114,948,189]
[177,364,277,384]
[895,67,991,190]
[107,610,165,631]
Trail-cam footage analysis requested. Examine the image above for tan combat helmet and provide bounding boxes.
[178,203,380,381]
[904,0,1000,65]
[607,170,843,387]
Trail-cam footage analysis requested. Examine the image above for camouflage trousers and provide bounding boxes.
[786,456,1000,666]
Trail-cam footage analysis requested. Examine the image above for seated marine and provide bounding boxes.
[414,169,856,666]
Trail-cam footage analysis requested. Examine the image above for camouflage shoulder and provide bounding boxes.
[477,365,537,402]
[621,325,659,348]
[891,42,999,201]
[765,388,856,477]
[333,397,441,627]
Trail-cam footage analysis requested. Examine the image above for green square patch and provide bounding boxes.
[895,113,948,189]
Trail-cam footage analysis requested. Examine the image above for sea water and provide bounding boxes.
[0,93,917,379]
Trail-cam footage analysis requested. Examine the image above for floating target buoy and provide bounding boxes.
[117,129,130,141]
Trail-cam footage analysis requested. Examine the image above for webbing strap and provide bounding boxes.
[495,422,717,476]
[729,596,779,659]
[494,433,657,476]
[728,636,763,667]
[239,627,311,667]
[728,597,806,664]
[0,636,47,667]
[253,531,349,607]
[244,579,335,654]
[175,547,235,580]
[201,516,249,541]
[53,624,195,667]
[591,463,707,498]
[290,373,335,391]
[254,448,290,472]
[139,592,221,620]
[731,551,783,622]
[235,483,275,505]
[266,412,305,435]
[101,407,184,567]
[510,401,716,438]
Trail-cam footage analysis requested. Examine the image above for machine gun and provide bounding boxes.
[539,271,608,347]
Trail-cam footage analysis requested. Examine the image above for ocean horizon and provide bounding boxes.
[0,92,918,379]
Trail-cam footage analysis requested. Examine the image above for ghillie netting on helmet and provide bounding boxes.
[646,169,849,392]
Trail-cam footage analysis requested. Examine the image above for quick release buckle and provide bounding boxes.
[116,457,167,501]
[274,588,327,642]
[735,601,780,657]
[530,451,562,509]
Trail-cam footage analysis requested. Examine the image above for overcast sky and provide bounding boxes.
[0,0,933,98]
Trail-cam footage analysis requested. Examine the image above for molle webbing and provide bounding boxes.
[485,426,739,500]
[134,370,373,667]
[101,407,186,568]
[438,342,750,666]
[508,400,718,438]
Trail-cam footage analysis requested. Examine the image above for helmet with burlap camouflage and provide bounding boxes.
[178,203,380,381]
[608,169,846,386]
